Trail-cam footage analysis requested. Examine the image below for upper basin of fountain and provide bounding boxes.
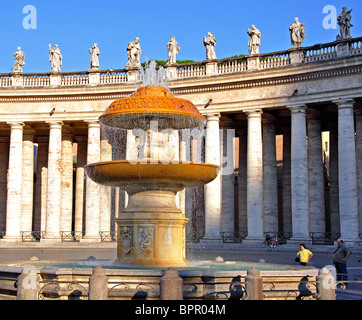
[99,86,206,130]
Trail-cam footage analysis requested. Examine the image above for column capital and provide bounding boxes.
[333,98,355,108]
[7,122,25,129]
[288,105,307,114]
[242,108,263,116]
[46,120,63,129]
[204,113,221,121]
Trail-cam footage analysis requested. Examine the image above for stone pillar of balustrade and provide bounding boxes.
[247,55,260,70]
[81,121,101,242]
[42,121,63,241]
[4,122,24,241]
[88,69,100,85]
[49,71,61,86]
[289,105,310,242]
[165,64,178,79]
[0,137,9,233]
[21,127,36,234]
[203,113,222,241]
[335,99,359,244]
[262,114,278,233]
[10,72,23,87]
[290,48,305,64]
[307,110,325,233]
[205,59,218,76]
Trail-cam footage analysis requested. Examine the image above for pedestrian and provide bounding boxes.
[296,244,313,266]
[333,239,351,283]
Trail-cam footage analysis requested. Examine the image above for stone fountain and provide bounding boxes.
[85,82,219,267]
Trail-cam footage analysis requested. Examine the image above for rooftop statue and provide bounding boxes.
[247,25,261,54]
[126,37,141,68]
[49,44,62,72]
[203,32,217,60]
[13,47,25,73]
[166,36,180,65]
[289,17,306,48]
[337,7,353,40]
[89,43,100,70]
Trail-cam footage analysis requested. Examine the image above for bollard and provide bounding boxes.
[88,266,109,300]
[17,265,40,300]
[245,267,263,300]
[160,268,183,300]
[316,267,336,300]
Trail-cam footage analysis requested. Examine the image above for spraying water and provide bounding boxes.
[137,60,169,89]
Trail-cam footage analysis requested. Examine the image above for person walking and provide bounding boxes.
[296,244,313,266]
[333,239,351,283]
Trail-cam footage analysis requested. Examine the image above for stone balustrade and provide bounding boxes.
[0,37,360,88]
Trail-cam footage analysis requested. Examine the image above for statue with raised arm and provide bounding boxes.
[203,32,217,60]
[247,25,261,54]
[166,36,180,65]
[337,7,353,40]
[126,37,142,68]
[89,43,100,70]
[13,47,25,73]
[289,17,306,48]
[49,44,62,72]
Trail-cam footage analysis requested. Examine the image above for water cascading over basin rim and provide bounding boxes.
[99,86,206,130]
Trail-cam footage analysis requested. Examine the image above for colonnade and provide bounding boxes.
[204,99,362,245]
[0,99,361,245]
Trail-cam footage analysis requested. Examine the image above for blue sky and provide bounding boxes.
[0,0,361,73]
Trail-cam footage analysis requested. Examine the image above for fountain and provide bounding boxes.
[85,66,219,267]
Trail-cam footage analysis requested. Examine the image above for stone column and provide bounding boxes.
[328,122,340,234]
[281,125,292,233]
[335,99,359,243]
[355,110,362,236]
[203,113,221,240]
[21,127,36,233]
[60,127,74,233]
[43,121,63,241]
[289,106,309,241]
[4,122,24,241]
[245,109,264,241]
[74,136,87,234]
[262,114,278,232]
[237,127,247,233]
[82,121,101,241]
[99,138,112,233]
[33,136,49,233]
[307,111,325,233]
[221,119,235,232]
[0,137,9,233]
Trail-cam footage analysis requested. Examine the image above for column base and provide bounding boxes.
[41,237,61,243]
[243,237,264,246]
[2,235,23,242]
[79,236,101,243]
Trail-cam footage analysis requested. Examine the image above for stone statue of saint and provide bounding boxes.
[49,44,62,72]
[166,36,180,65]
[126,37,142,68]
[89,43,100,70]
[337,7,353,40]
[289,17,306,48]
[247,25,261,55]
[13,47,25,73]
[203,32,217,60]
